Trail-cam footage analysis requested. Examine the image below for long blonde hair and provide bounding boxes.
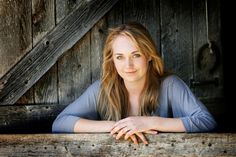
[97,22,165,121]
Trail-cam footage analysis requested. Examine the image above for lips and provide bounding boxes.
[124,70,137,73]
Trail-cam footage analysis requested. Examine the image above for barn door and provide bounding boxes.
[191,0,224,126]
[160,0,224,129]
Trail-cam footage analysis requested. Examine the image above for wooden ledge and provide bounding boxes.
[0,133,235,156]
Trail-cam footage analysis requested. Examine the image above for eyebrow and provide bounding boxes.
[114,50,139,55]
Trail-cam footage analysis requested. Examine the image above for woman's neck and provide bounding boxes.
[124,79,146,97]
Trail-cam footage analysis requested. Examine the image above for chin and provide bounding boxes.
[123,77,141,82]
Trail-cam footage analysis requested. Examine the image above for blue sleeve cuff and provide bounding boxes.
[52,116,80,133]
[181,116,217,133]
[181,117,192,132]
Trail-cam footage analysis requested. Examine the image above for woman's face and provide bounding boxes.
[112,35,149,84]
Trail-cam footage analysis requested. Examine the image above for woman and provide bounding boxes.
[52,22,216,145]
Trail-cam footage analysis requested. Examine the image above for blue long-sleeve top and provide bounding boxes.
[52,75,217,133]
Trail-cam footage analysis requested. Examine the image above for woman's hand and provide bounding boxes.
[110,116,158,144]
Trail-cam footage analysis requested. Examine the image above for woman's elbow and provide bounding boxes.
[207,118,217,132]
[185,116,217,133]
[51,115,80,133]
[52,119,60,133]
[198,117,217,132]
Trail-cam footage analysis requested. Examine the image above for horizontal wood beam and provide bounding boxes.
[0,133,235,156]
[0,0,119,105]
[0,104,65,133]
[0,103,233,133]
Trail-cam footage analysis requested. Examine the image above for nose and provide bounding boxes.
[126,57,134,67]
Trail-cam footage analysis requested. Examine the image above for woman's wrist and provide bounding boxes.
[74,119,116,132]
[148,116,160,130]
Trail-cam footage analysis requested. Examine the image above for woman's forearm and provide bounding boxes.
[149,116,186,132]
[74,118,116,132]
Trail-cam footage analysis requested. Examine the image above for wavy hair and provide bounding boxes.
[97,22,165,121]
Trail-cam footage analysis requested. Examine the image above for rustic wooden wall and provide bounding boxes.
[0,0,32,79]
[0,0,226,133]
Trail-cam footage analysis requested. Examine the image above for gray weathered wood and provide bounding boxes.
[0,104,65,132]
[107,0,123,28]
[34,67,58,104]
[56,0,85,24]
[0,133,235,156]
[56,0,91,104]
[192,0,224,130]
[32,0,58,104]
[90,18,107,82]
[160,0,192,84]
[32,0,55,46]
[16,88,34,104]
[191,0,224,130]
[192,0,222,98]
[58,33,91,104]
[123,0,159,50]
[0,0,119,105]
[0,0,32,78]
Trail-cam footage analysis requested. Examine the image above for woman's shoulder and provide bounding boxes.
[87,80,101,91]
[91,80,101,87]
[161,74,184,87]
[160,74,191,95]
[82,80,101,96]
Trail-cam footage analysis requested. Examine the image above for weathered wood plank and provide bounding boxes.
[58,33,91,104]
[192,0,221,97]
[192,0,224,128]
[34,67,58,104]
[0,0,34,104]
[200,0,223,98]
[176,0,193,83]
[56,0,91,104]
[0,133,235,156]
[206,0,226,131]
[160,0,192,84]
[0,104,65,133]
[123,0,159,50]
[107,0,123,28]
[0,0,119,105]
[32,0,55,46]
[16,88,35,104]
[90,18,107,82]
[0,0,32,78]
[32,0,58,104]
[56,0,85,24]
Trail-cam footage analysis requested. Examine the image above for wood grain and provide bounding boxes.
[90,18,107,82]
[0,133,235,156]
[0,0,32,78]
[160,0,192,84]
[0,0,119,105]
[0,104,65,133]
[32,0,58,104]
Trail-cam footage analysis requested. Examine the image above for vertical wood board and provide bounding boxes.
[0,0,32,78]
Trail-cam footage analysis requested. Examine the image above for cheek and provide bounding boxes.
[137,59,148,68]
[113,60,122,72]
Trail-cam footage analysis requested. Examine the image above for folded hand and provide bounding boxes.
[110,116,158,144]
